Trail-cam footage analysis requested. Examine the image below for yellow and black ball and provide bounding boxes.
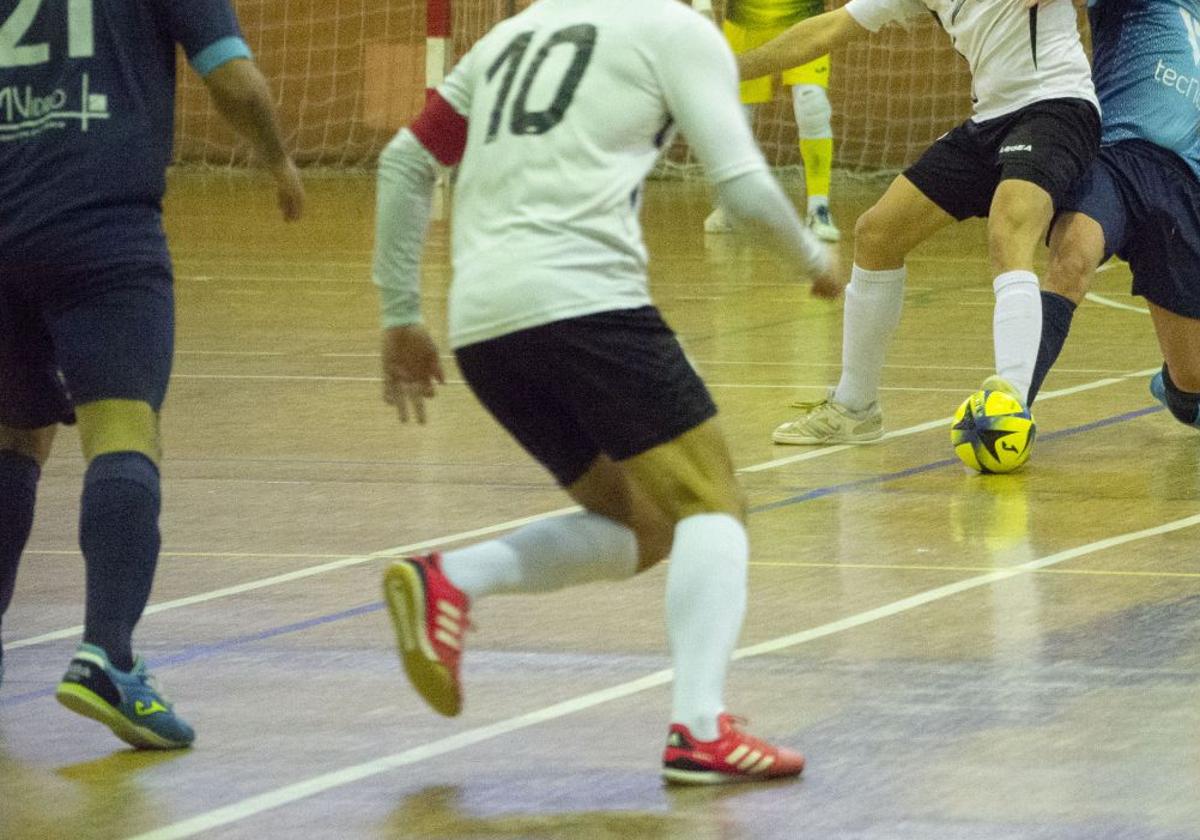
[950,389,1036,474]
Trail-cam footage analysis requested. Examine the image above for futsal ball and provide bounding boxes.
[950,389,1036,474]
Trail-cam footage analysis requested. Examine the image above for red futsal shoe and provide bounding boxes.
[383,552,470,716]
[662,713,805,784]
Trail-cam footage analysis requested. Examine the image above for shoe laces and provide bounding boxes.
[137,667,174,707]
[789,396,832,411]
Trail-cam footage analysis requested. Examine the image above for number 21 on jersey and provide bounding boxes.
[1,0,94,68]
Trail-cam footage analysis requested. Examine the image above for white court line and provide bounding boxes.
[1085,292,1150,314]
[125,512,1200,840]
[8,366,1160,652]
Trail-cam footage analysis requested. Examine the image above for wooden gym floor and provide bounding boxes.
[1,173,1197,840]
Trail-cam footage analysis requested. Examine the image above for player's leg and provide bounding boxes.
[43,263,193,749]
[1121,147,1200,426]
[1147,306,1200,428]
[772,168,958,445]
[1027,211,1108,404]
[616,419,804,783]
[0,283,69,688]
[706,20,774,234]
[987,99,1100,404]
[383,319,673,716]
[783,54,838,241]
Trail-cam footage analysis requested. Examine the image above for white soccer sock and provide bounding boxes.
[833,264,906,411]
[439,512,638,601]
[667,513,748,741]
[992,270,1042,403]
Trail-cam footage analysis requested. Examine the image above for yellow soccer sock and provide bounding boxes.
[800,136,833,207]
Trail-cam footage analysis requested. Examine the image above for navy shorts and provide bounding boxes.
[454,306,718,487]
[906,98,1100,220]
[0,261,174,429]
[1060,139,1200,318]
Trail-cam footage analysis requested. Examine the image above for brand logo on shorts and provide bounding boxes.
[1182,9,1200,67]
[999,144,1033,154]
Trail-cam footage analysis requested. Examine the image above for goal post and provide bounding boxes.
[172,0,972,174]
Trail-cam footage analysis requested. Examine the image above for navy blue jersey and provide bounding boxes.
[0,0,250,265]
[1089,0,1200,181]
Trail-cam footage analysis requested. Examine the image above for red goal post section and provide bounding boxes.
[172,0,972,173]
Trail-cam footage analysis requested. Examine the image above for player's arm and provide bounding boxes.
[371,93,467,424]
[737,9,866,80]
[657,12,840,295]
[156,0,304,221]
[202,60,304,222]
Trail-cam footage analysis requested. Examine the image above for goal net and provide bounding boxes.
[174,0,973,175]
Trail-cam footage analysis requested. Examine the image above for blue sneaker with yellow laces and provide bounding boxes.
[55,643,194,750]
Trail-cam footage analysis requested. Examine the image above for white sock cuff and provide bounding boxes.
[850,263,906,286]
[674,513,748,559]
[993,270,1039,294]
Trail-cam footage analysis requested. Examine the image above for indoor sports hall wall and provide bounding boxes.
[172,0,974,173]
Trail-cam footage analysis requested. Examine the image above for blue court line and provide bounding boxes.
[0,403,1166,710]
[752,404,1164,515]
[0,603,384,708]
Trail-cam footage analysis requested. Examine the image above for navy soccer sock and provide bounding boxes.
[80,452,161,672]
[0,451,41,668]
[1159,365,1200,426]
[1027,291,1077,406]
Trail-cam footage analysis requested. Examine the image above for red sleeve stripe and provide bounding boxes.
[410,91,468,167]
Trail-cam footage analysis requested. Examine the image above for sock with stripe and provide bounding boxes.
[667,513,748,742]
[993,270,1042,404]
[0,451,41,672]
[1027,291,1077,405]
[439,512,638,600]
[80,452,162,672]
[833,264,906,411]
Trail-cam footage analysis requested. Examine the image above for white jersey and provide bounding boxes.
[434,0,768,348]
[845,0,1098,122]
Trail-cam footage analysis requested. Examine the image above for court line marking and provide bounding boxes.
[7,366,1160,653]
[1,403,1161,712]
[1085,292,1150,314]
[752,561,1200,580]
[124,512,1200,840]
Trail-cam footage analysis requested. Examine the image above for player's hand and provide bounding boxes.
[272,158,305,222]
[808,245,845,299]
[381,325,445,425]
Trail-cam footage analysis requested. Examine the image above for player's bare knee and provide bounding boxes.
[633,517,675,573]
[0,425,56,465]
[1045,246,1092,304]
[74,399,162,465]
[853,209,905,268]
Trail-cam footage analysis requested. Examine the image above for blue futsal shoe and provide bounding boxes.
[1150,370,1167,407]
[55,643,194,750]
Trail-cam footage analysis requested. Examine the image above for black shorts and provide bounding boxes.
[0,261,175,429]
[454,306,718,487]
[905,98,1100,220]
[1061,140,1200,318]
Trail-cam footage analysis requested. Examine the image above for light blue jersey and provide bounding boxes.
[1089,0,1200,180]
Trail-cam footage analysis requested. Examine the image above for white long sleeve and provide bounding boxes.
[372,129,439,328]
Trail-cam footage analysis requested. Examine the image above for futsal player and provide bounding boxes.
[0,0,303,749]
[696,0,842,242]
[735,0,1100,448]
[372,0,835,783]
[1025,0,1200,430]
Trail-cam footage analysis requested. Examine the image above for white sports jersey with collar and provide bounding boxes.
[845,0,1098,122]
[433,0,769,349]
